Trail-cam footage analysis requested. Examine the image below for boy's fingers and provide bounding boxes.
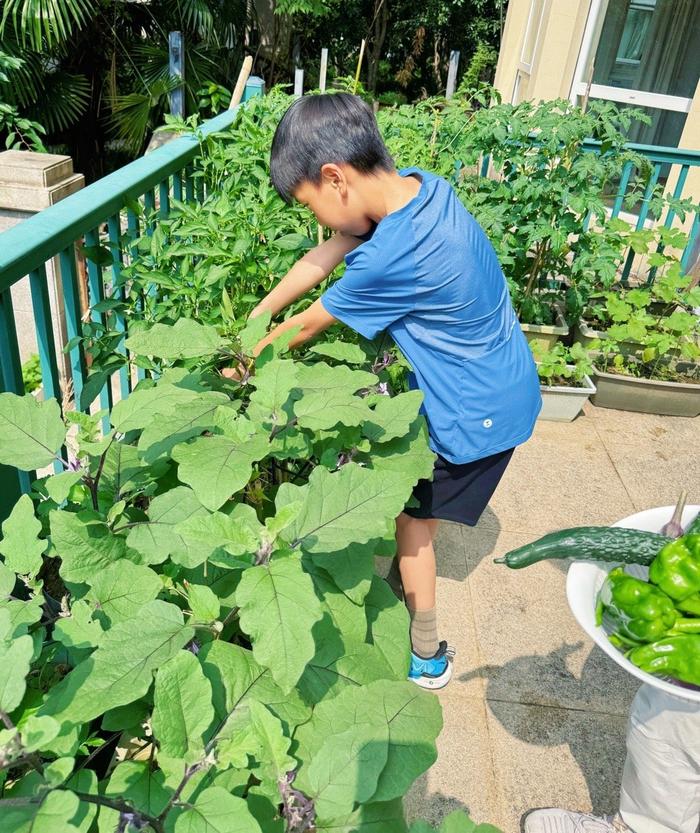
[221,365,245,380]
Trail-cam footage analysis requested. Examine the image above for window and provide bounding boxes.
[521,0,546,70]
[616,1,655,64]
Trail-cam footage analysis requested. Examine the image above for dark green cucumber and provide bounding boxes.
[494,526,669,569]
[686,512,700,536]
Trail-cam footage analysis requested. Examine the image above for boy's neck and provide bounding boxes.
[361,169,422,223]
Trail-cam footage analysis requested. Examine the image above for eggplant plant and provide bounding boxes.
[0,317,504,832]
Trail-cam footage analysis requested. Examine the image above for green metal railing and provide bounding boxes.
[0,80,264,519]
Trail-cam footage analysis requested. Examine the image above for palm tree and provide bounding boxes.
[0,0,248,180]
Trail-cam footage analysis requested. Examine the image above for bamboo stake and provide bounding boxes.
[294,68,304,97]
[353,39,366,94]
[228,55,254,109]
[319,48,328,92]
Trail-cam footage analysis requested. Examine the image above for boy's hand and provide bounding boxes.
[220,361,251,382]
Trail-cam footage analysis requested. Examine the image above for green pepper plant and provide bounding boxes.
[529,341,595,389]
[592,265,700,383]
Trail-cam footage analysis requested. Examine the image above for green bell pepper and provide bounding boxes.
[677,592,700,616]
[596,567,700,647]
[597,567,680,645]
[649,534,700,602]
[628,635,700,687]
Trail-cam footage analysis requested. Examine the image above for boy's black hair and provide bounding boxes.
[270,93,395,203]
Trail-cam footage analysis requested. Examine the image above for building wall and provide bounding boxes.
[494,0,594,105]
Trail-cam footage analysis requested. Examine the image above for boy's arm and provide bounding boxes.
[251,233,362,318]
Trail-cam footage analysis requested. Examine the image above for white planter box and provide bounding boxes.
[538,372,596,422]
[520,304,569,350]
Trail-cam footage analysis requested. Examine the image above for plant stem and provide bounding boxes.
[73,792,165,833]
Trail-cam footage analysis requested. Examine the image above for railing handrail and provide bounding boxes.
[0,108,239,291]
[581,137,700,166]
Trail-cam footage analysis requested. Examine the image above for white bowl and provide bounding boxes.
[566,505,700,703]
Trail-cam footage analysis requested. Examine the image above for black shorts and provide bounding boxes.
[403,447,514,525]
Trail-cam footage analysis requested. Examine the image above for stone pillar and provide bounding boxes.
[0,150,85,390]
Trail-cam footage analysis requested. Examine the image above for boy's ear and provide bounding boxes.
[320,163,347,194]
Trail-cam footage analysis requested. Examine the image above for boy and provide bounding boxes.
[224,93,541,690]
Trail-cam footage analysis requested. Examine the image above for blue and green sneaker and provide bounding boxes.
[408,641,455,690]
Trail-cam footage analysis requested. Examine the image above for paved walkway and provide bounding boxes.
[401,403,700,832]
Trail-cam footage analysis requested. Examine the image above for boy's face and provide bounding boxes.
[293,164,373,237]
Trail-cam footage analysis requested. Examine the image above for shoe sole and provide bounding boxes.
[409,660,453,690]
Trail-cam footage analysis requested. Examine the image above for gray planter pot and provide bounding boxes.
[521,305,569,350]
[590,368,700,417]
[574,319,643,355]
[539,372,596,422]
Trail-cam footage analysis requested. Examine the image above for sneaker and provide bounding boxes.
[523,809,633,833]
[408,640,454,690]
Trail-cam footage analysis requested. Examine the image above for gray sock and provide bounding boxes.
[408,606,439,658]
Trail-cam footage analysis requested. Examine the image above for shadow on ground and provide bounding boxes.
[404,773,475,829]
[460,644,630,817]
[434,507,503,582]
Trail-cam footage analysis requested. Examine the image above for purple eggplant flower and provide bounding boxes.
[376,382,390,396]
[186,639,200,655]
[372,351,395,373]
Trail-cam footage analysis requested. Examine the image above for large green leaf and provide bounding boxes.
[53,599,103,652]
[65,770,99,833]
[0,789,81,833]
[174,504,261,569]
[170,786,262,833]
[365,576,411,680]
[247,700,295,789]
[310,539,379,605]
[0,393,66,470]
[296,722,389,821]
[282,464,410,553]
[137,392,231,463]
[294,362,376,431]
[235,555,323,693]
[125,319,224,360]
[297,640,395,705]
[199,640,310,742]
[362,391,424,443]
[315,798,408,833]
[409,811,504,833]
[247,359,299,427]
[110,384,199,432]
[50,510,134,584]
[152,651,215,764]
[367,419,435,482]
[0,609,34,711]
[0,494,46,576]
[126,486,208,565]
[105,761,171,817]
[308,341,368,365]
[295,679,442,804]
[86,561,162,624]
[173,434,270,510]
[40,600,193,724]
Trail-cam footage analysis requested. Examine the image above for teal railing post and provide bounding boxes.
[243,76,266,102]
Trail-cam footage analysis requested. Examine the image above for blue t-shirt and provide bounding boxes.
[320,167,542,464]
